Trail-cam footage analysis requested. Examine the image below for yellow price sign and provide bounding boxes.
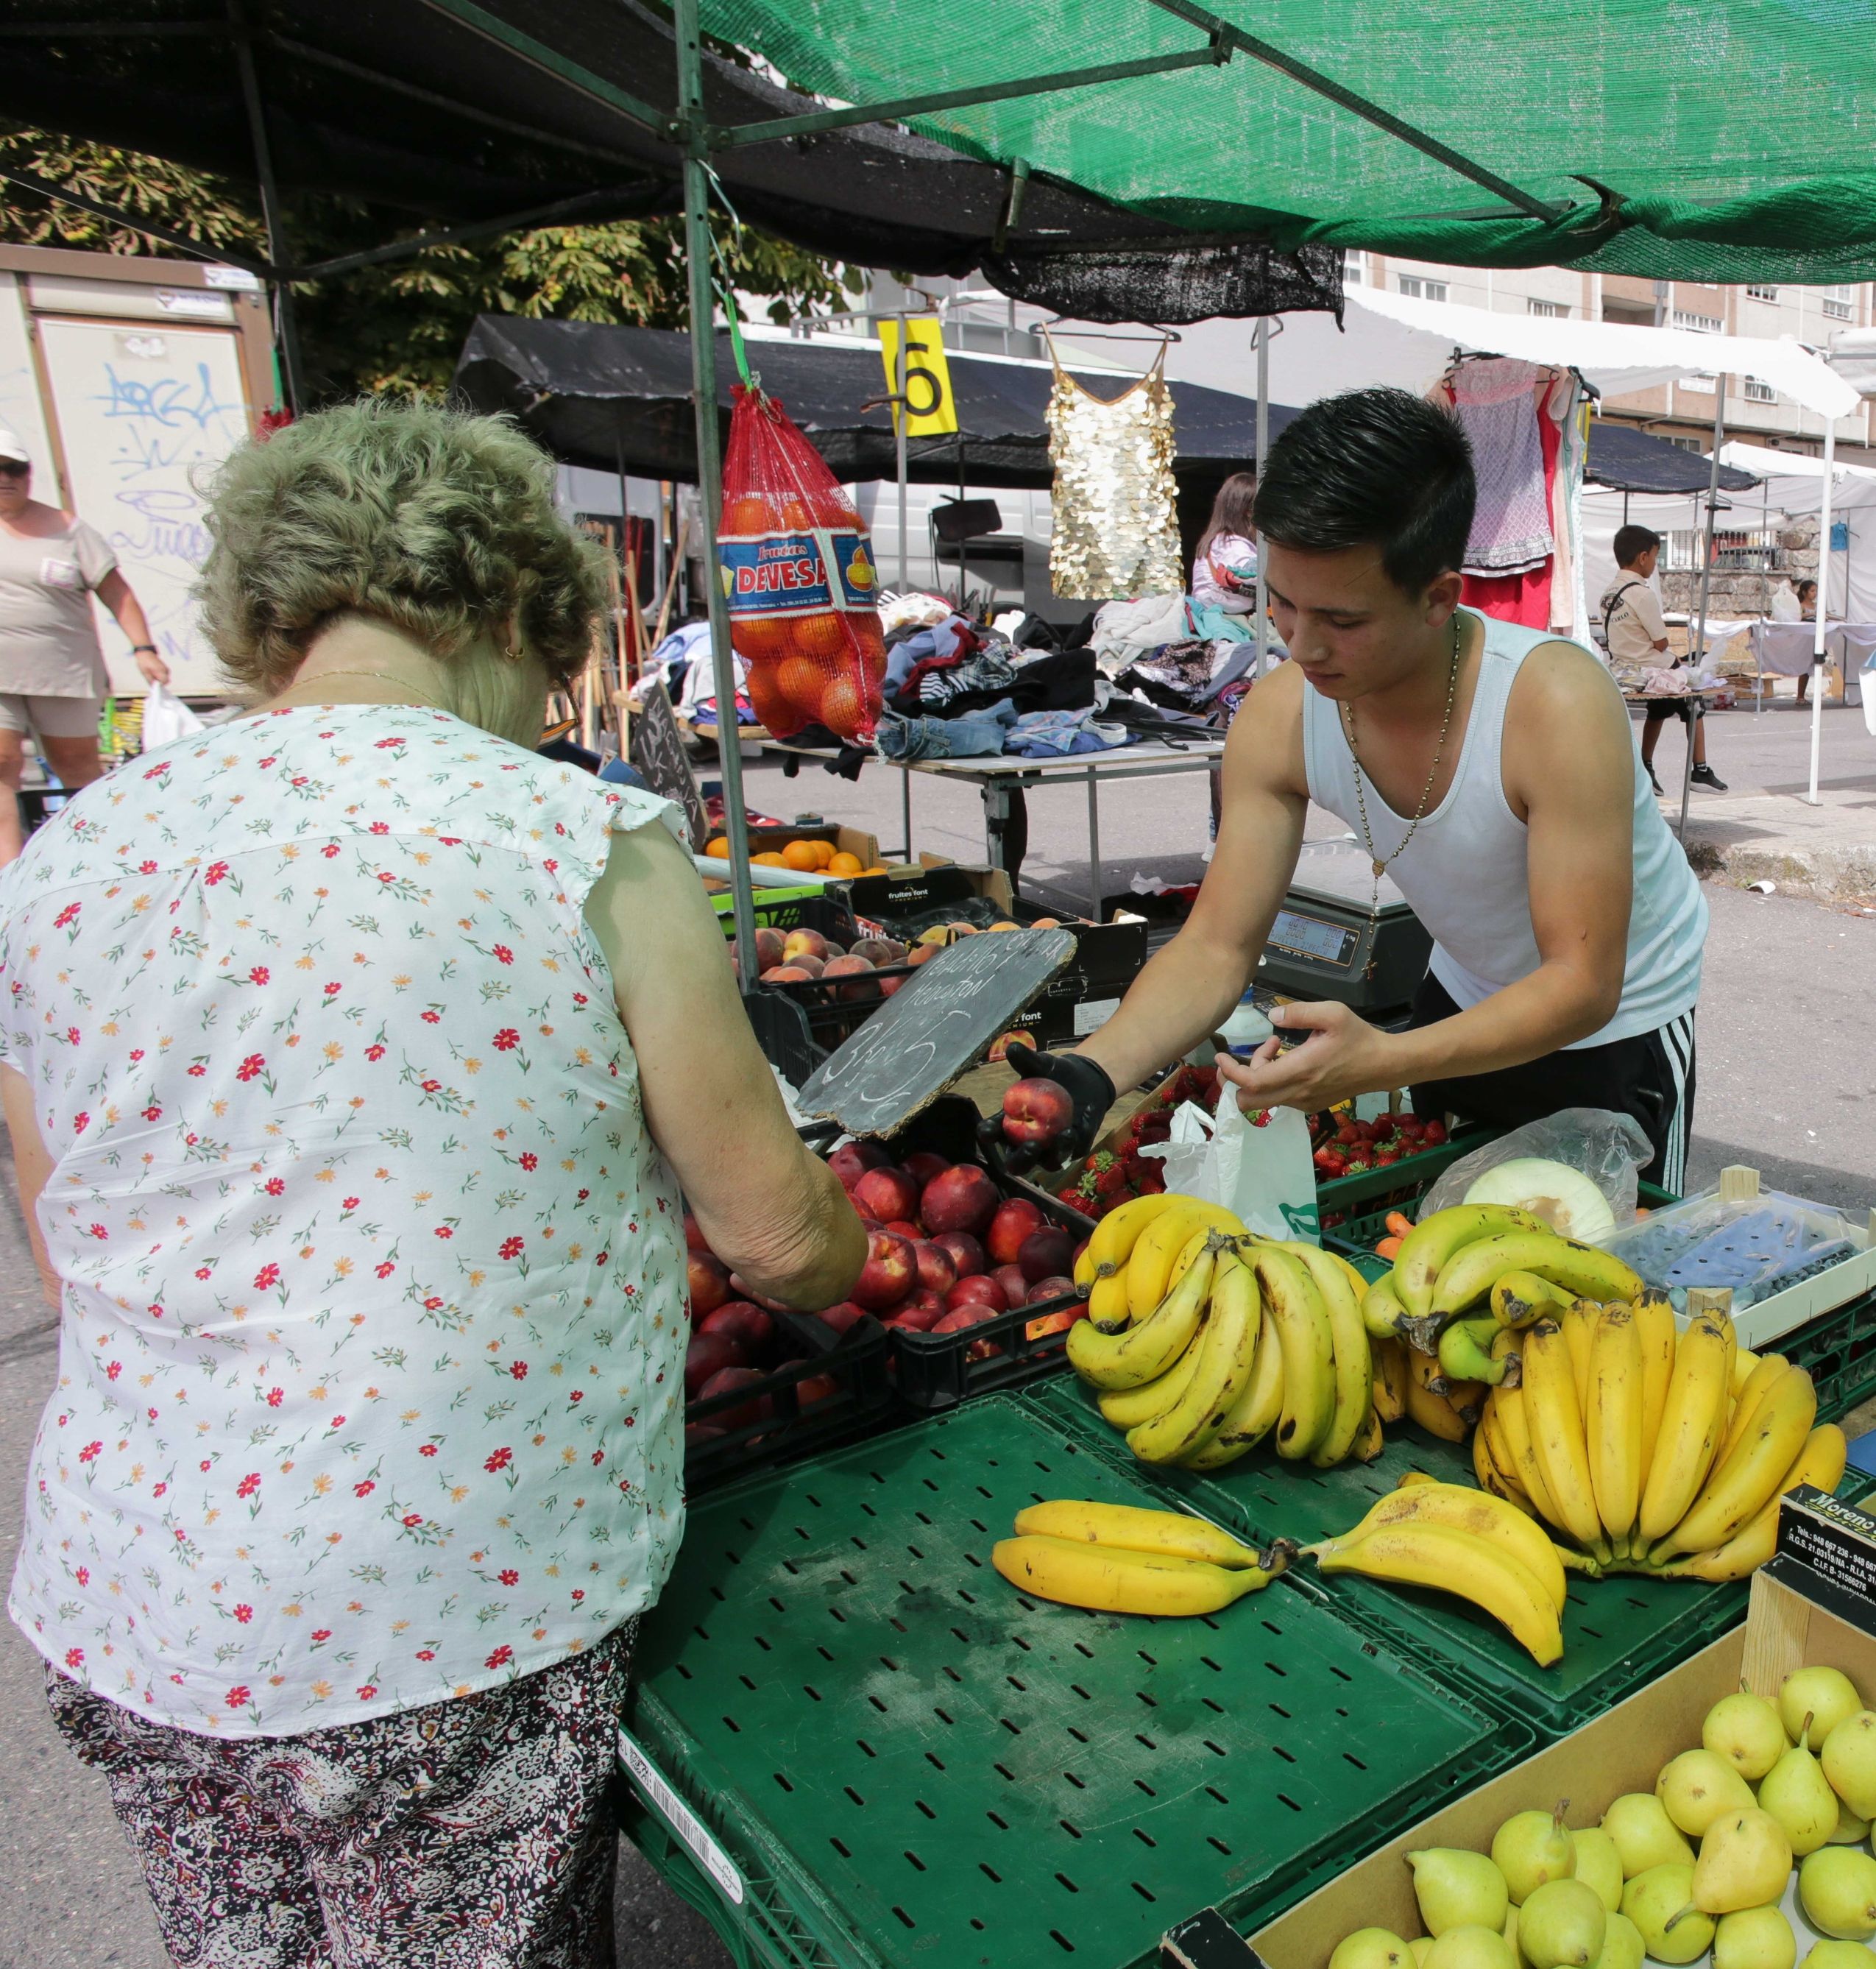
[878,317,958,437]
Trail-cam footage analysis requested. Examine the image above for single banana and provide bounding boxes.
[1633,1292,1677,1477]
[1442,1379,1489,1429]
[1086,1269,1133,1334]
[1437,1314,1509,1388]
[1066,1234,1217,1390]
[993,1533,1290,1615]
[1097,1340,1202,1429]
[1404,1346,1470,1443]
[1338,1477,1568,1614]
[1349,1403,1385,1463]
[1653,1424,1847,1582]
[1521,1316,1609,1558]
[1730,1344,1763,1396]
[1585,1304,1644,1555]
[1126,1199,1246,1319]
[1128,1245,1261,1465]
[1490,1269,1571,1329]
[1370,1335,1409,1424]
[1651,1362,1819,1561]
[1250,1245,1337,1460]
[1562,1301,1597,1415]
[1635,1307,1734,1545]
[1720,1351,1791,1460]
[1479,1396,1524,1491]
[1085,1192,1178,1281]
[1310,1520,1564,1665]
[1362,1274,1411,1340]
[1183,1309,1289,1468]
[1392,1204,1550,1318]
[1288,1242,1373,1468]
[1011,1499,1268,1569]
[1490,1382,1564,1530]
[1429,1231,1646,1321]
[1323,1248,1379,1308]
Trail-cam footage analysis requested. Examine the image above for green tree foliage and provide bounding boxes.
[0,127,859,400]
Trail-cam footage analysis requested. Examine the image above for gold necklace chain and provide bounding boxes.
[1339,612,1464,940]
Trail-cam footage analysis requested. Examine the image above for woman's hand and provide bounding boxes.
[133,646,171,687]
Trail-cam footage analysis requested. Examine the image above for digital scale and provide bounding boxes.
[1254,840,1432,1023]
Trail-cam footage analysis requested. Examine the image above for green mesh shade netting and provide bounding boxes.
[698,0,1876,280]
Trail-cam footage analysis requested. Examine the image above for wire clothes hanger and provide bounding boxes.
[1041,320,1182,347]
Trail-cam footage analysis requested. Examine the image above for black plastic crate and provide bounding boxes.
[739,991,827,1087]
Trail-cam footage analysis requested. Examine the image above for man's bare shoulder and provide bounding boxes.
[1225,654,1310,795]
[1504,637,1635,802]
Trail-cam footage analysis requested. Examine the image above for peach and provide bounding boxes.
[1016,1226,1075,1284]
[905,942,941,967]
[782,928,829,963]
[931,1230,987,1279]
[903,1150,948,1189]
[1002,1076,1075,1148]
[878,975,905,997]
[700,1301,775,1360]
[754,927,786,969]
[685,1330,744,1396]
[826,1140,890,1190]
[987,1029,1028,1063]
[761,964,814,983]
[696,1366,771,1430]
[787,953,826,978]
[851,1229,916,1310]
[912,1239,957,1298]
[687,1250,732,1321]
[852,1166,919,1225]
[920,1164,998,1237]
[821,954,873,978]
[986,1197,1045,1265]
[849,938,899,966]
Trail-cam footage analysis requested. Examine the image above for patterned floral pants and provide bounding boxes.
[46,1621,637,1969]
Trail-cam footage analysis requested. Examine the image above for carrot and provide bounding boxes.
[1375,1235,1404,1259]
[1384,1210,1413,1238]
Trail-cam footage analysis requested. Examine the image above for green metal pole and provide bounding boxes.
[673,0,760,989]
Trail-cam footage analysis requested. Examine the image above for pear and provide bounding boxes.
[1761,1728,1844,1857]
[1518,1879,1606,1969]
[1571,1830,1624,1915]
[1621,1862,1716,1966]
[1800,1849,1876,1941]
[1333,1931,1417,1969]
[1783,1669,1863,1750]
[1505,1905,1527,1969]
[1830,1803,1872,1845]
[1494,1806,1577,1906]
[1589,1912,1644,1969]
[1601,1793,1695,1878]
[1715,1906,1798,1969]
[1658,1748,1758,1837]
[1706,1690,1791,1781]
[1805,1945,1876,1969]
[1426,1929,1518,1969]
[1823,1712,1876,1819]
[1694,1808,1796,1914]
[1414,1941,1437,1969]
[1412,1850,1512,1938]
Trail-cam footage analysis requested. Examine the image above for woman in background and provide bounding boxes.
[1191,472,1260,615]
[1795,577,1820,705]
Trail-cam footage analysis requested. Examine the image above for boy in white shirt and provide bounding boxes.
[1599,525,1726,796]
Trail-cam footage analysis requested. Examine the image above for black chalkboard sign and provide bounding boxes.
[630,681,709,851]
[795,926,1077,1137]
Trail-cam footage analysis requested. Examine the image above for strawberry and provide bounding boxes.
[1423,1120,1448,1145]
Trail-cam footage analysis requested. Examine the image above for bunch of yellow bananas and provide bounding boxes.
[991,1499,1295,1616]
[1479,1297,1846,1580]
[1306,1477,1569,1664]
[1067,1193,1379,1471]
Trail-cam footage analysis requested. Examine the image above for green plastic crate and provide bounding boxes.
[1024,1376,1749,1745]
[621,1399,1535,1969]
[1314,1124,1496,1232]
[1787,1288,1876,1424]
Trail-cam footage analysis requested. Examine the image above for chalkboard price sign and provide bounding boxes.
[629,681,710,852]
[795,926,1077,1138]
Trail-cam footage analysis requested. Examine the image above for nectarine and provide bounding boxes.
[687,1250,732,1321]
[816,1301,868,1337]
[700,1301,775,1360]
[920,1164,997,1237]
[696,1366,771,1431]
[851,1229,916,1310]
[826,1140,889,1190]
[986,1197,1045,1265]
[1002,1076,1075,1148]
[946,1275,1006,1313]
[930,1230,987,1279]
[1016,1226,1075,1284]
[991,1262,1030,1309]
[1026,1276,1078,1306]
[912,1240,957,1298]
[685,1330,744,1396]
[902,1150,948,1189]
[852,1165,918,1225]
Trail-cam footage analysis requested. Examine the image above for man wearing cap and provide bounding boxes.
[0,425,168,864]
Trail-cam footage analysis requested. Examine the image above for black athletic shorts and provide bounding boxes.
[1406,974,1696,1194]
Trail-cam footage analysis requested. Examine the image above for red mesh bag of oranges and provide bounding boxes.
[718,384,887,743]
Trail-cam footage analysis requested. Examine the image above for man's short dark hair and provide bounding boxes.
[1253,387,1476,595]
[1614,525,1662,568]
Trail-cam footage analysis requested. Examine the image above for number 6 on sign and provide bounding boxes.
[878,317,958,437]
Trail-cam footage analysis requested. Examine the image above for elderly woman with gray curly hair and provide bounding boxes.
[0,401,862,1968]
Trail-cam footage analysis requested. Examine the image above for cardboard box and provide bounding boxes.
[847,857,1017,925]
[748,821,884,871]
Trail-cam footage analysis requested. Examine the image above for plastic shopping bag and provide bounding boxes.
[1141,1095,1320,1243]
[1415,1107,1651,1236]
[140,680,204,749]
[718,384,887,741]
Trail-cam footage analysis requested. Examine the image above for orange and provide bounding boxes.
[704,837,732,859]
[827,851,864,877]
[780,841,821,873]
[807,839,836,869]
[863,864,890,876]
[752,851,787,867]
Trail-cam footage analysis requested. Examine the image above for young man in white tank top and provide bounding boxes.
[1003,388,1707,1190]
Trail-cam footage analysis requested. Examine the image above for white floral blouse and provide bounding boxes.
[1,702,690,1737]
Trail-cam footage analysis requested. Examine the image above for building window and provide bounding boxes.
[1528,299,1568,318]
[1744,376,1777,403]
[1397,275,1448,302]
[1820,284,1856,322]
[1679,374,1716,395]
[1341,249,1365,286]
[1668,437,1704,452]
[1603,300,1657,328]
[1746,285,1779,302]
[1672,309,1724,333]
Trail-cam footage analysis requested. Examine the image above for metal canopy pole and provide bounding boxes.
[229,0,305,411]
[673,0,759,986]
[1253,316,1272,679]
[895,325,910,592]
[1808,420,1836,807]
[1681,376,1727,838]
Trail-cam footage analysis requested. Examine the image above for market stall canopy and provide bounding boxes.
[1585,423,1758,497]
[453,316,1300,487]
[1710,442,1876,484]
[0,0,1338,319]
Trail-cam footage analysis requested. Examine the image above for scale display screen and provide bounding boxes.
[1268,907,1357,968]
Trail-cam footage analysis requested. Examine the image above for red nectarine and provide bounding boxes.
[1002,1075,1075,1148]
[991,1262,1030,1309]
[700,1301,775,1360]
[1016,1226,1075,1284]
[986,1198,1045,1266]
[794,1372,838,1408]
[816,1301,867,1337]
[912,1240,957,1298]
[687,1250,732,1321]
[851,1229,916,1310]
[696,1366,771,1431]
[902,1150,948,1189]
[1026,1275,1077,1305]
[683,1213,710,1254]
[946,1275,1006,1313]
[685,1330,744,1396]
[920,1164,997,1237]
[826,1140,890,1189]
[852,1165,919,1226]
[931,1231,987,1279]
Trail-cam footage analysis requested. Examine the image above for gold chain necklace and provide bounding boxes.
[1339,612,1464,938]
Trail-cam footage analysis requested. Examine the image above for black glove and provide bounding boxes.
[988,1042,1117,1174]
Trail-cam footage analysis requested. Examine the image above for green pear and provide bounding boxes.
[1588,1912,1644,1969]
[1715,1906,1798,1969]
[1658,1749,1758,1837]
[1621,1863,1716,1965]
[1801,1849,1876,1941]
[1706,1690,1792,1781]
[1494,1807,1577,1906]
[1570,1830,1624,1915]
[1804,1945,1876,1969]
[1518,1880,1606,1969]
[1760,1731,1843,1857]
[1694,1808,1796,1914]
[1333,1931,1417,1969]
[1505,1905,1527,1969]
[1830,1802,1872,1845]
[1412,1850,1512,1938]
[1823,1712,1876,1819]
[1783,1669,1864,1750]
[1601,1793,1695,1878]
[1426,1929,1518,1969]
[1413,1940,1437,1969]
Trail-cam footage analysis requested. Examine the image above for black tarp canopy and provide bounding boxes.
[454,316,1300,487]
[1584,420,1758,495]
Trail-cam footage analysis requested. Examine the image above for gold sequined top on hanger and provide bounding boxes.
[1044,336,1183,601]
